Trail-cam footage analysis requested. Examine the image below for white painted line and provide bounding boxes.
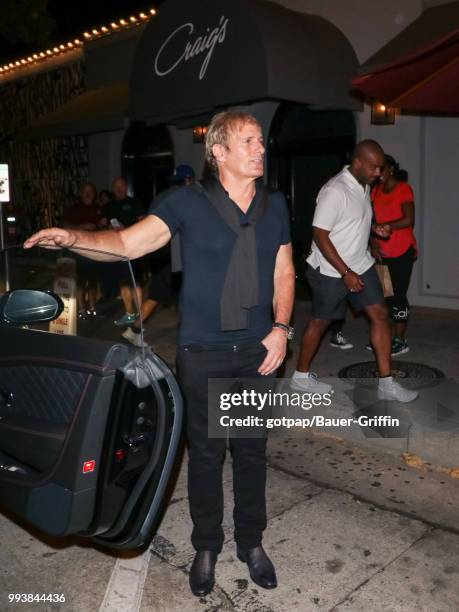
[99,548,151,612]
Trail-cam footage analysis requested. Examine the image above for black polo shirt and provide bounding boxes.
[150,182,290,346]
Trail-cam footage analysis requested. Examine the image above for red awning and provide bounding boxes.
[352,28,459,114]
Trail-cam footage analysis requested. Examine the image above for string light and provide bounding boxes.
[1,8,157,75]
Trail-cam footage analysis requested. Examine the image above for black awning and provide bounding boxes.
[129,0,360,123]
[16,83,128,141]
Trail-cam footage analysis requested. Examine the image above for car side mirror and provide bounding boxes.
[0,290,64,326]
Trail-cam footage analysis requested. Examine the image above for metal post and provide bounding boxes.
[0,202,10,291]
[0,202,5,251]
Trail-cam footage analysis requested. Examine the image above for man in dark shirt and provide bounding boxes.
[101,177,144,229]
[100,177,145,326]
[25,112,295,596]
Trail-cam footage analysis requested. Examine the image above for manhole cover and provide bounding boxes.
[338,361,445,389]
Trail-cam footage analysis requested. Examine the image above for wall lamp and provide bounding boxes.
[371,101,395,125]
[193,125,208,143]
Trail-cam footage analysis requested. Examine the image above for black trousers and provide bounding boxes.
[176,342,269,553]
[383,246,416,322]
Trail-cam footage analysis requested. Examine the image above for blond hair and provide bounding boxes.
[205,111,260,170]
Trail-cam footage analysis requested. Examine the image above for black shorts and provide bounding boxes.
[111,259,144,285]
[306,264,384,320]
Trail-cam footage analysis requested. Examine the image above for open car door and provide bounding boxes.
[0,246,183,549]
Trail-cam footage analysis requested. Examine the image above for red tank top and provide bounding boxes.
[371,182,417,258]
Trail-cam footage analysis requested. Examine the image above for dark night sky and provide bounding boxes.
[0,0,166,64]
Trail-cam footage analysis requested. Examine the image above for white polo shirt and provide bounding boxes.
[307,166,375,278]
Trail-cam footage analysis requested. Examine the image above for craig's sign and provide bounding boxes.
[154,15,229,80]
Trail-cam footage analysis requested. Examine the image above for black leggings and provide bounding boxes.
[383,246,416,322]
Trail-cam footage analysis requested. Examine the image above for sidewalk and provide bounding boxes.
[138,443,459,611]
[143,301,459,470]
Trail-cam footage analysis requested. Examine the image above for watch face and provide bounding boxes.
[273,323,294,339]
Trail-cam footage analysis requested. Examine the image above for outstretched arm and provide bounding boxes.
[23,215,172,261]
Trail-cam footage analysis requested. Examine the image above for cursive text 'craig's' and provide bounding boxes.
[154,16,229,80]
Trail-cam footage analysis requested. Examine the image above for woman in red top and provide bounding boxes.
[371,155,417,356]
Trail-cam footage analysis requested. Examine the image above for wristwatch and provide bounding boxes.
[272,322,294,340]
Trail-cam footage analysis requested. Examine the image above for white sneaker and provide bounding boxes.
[122,327,148,348]
[377,377,418,403]
[290,372,332,394]
[330,331,353,350]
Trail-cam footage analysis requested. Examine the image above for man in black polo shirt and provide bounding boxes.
[25,111,295,596]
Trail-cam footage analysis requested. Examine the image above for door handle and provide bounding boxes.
[0,388,13,408]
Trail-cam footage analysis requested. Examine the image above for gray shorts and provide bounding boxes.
[306,264,384,320]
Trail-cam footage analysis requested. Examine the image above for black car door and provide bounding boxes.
[0,246,183,549]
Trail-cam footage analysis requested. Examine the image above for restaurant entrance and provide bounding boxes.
[268,103,356,272]
[121,122,174,207]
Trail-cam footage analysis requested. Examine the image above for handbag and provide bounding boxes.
[375,263,394,297]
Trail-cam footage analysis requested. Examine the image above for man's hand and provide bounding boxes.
[373,223,391,238]
[258,328,288,375]
[24,228,77,250]
[343,270,364,293]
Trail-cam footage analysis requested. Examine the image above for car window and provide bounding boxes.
[0,246,142,344]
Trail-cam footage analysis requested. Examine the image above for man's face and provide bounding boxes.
[80,184,96,206]
[354,150,385,185]
[213,121,265,180]
[112,179,128,200]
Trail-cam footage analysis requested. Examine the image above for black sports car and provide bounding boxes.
[0,246,183,549]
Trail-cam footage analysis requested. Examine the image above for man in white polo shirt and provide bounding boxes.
[291,140,418,403]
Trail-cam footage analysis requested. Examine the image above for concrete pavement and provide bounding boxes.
[3,438,459,611]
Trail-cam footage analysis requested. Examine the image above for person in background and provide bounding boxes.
[62,182,102,319]
[98,189,113,209]
[369,154,417,356]
[100,177,145,326]
[122,165,195,348]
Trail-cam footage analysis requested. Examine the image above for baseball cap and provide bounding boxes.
[169,164,195,183]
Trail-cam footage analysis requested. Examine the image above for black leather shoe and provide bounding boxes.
[237,545,277,589]
[189,551,218,596]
